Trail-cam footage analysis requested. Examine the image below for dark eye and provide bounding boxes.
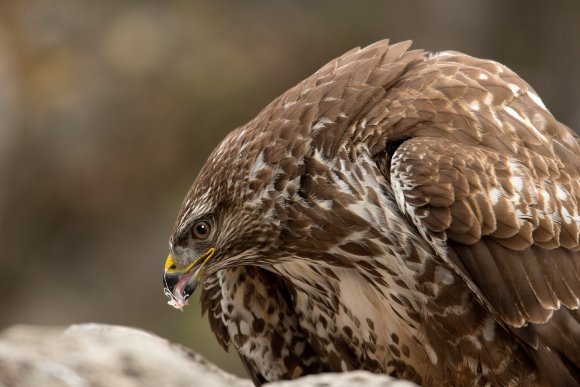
[192,221,211,240]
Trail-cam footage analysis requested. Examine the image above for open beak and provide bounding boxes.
[163,247,215,310]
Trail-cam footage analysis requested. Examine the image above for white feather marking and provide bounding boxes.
[317,200,333,211]
[391,179,407,213]
[312,116,334,130]
[556,184,568,200]
[239,321,250,336]
[541,190,551,203]
[312,121,325,130]
[511,176,524,192]
[490,188,502,205]
[469,100,480,111]
[483,92,494,106]
[504,106,525,123]
[561,207,573,224]
[424,343,438,365]
[434,266,454,285]
[483,317,495,341]
[478,72,488,80]
[249,152,266,179]
[468,336,482,350]
[527,90,546,109]
[508,83,520,94]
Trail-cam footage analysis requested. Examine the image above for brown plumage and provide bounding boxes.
[163,40,580,386]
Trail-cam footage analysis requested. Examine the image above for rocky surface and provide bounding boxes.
[0,323,416,387]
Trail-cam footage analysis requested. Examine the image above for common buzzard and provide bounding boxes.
[163,40,580,386]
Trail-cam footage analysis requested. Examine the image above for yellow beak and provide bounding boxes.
[163,248,215,310]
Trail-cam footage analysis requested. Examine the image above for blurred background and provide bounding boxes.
[0,0,579,377]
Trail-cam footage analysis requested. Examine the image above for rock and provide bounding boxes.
[0,324,416,387]
[0,323,251,387]
[270,372,417,387]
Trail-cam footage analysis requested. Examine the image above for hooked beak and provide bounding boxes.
[163,247,215,310]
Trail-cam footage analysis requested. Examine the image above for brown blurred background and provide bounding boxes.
[0,0,579,377]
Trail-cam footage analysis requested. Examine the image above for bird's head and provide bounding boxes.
[162,123,296,310]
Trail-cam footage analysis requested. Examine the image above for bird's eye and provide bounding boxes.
[192,221,211,240]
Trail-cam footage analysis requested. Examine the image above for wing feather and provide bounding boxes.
[373,50,580,382]
[390,136,580,324]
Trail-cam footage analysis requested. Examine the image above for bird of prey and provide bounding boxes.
[163,40,580,386]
